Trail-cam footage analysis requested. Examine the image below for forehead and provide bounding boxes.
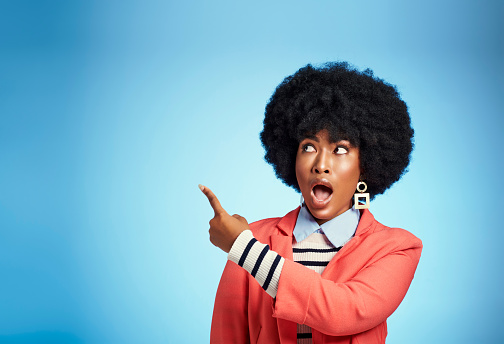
[300,129,350,144]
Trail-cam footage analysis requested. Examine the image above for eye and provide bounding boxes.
[303,144,316,152]
[335,146,348,154]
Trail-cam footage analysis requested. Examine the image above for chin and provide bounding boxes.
[306,206,338,224]
[307,201,351,223]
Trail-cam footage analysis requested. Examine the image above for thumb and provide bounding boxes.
[199,184,227,216]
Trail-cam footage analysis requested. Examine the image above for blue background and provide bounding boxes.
[1,0,503,343]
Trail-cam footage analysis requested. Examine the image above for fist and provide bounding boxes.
[199,184,250,253]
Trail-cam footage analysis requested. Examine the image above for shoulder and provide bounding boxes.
[361,217,423,263]
[352,210,422,266]
[358,210,422,249]
[339,217,423,276]
[378,221,422,249]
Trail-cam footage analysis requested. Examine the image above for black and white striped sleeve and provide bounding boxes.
[228,230,285,298]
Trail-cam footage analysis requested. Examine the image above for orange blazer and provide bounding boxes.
[211,207,422,344]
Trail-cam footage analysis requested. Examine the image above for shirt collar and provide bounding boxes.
[293,203,361,248]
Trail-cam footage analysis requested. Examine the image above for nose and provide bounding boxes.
[313,150,331,174]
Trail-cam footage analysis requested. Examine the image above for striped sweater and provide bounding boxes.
[228,229,344,344]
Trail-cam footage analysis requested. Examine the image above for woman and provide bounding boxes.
[200,62,422,344]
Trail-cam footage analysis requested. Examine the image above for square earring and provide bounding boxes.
[354,181,370,209]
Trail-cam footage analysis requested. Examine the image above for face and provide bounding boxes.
[295,129,361,225]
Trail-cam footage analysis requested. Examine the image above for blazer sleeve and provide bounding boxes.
[272,233,422,336]
[210,260,250,344]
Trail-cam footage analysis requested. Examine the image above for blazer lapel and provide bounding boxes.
[269,207,300,261]
[322,209,376,277]
[270,234,294,261]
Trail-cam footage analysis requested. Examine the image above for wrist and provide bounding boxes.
[228,230,254,263]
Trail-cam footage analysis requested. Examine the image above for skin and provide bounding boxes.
[199,184,249,253]
[200,129,362,252]
[296,129,361,225]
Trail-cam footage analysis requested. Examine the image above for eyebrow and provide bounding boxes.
[303,135,319,142]
[302,136,354,147]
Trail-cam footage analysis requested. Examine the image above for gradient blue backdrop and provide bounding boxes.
[1,0,503,343]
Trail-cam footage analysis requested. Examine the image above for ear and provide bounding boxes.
[359,166,365,179]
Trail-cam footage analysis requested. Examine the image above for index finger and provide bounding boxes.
[198,184,227,216]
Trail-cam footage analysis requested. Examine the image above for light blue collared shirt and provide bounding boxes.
[293,204,361,248]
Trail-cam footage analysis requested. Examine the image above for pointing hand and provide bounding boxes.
[199,184,250,253]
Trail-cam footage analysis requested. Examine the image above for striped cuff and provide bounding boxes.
[228,230,285,298]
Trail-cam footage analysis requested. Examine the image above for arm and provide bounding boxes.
[210,260,250,343]
[229,229,421,336]
[227,230,285,298]
[273,237,422,336]
[200,185,253,343]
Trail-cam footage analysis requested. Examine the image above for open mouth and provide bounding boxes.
[313,185,332,201]
[310,180,333,206]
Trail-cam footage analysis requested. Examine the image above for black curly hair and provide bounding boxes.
[260,62,414,200]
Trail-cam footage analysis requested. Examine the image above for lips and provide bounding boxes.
[310,179,333,207]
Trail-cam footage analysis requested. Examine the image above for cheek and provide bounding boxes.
[295,155,311,191]
[294,154,305,180]
[338,160,361,187]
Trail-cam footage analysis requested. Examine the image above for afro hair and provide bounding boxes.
[260,62,414,200]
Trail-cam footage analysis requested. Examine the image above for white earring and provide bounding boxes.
[300,194,304,206]
[354,181,370,209]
